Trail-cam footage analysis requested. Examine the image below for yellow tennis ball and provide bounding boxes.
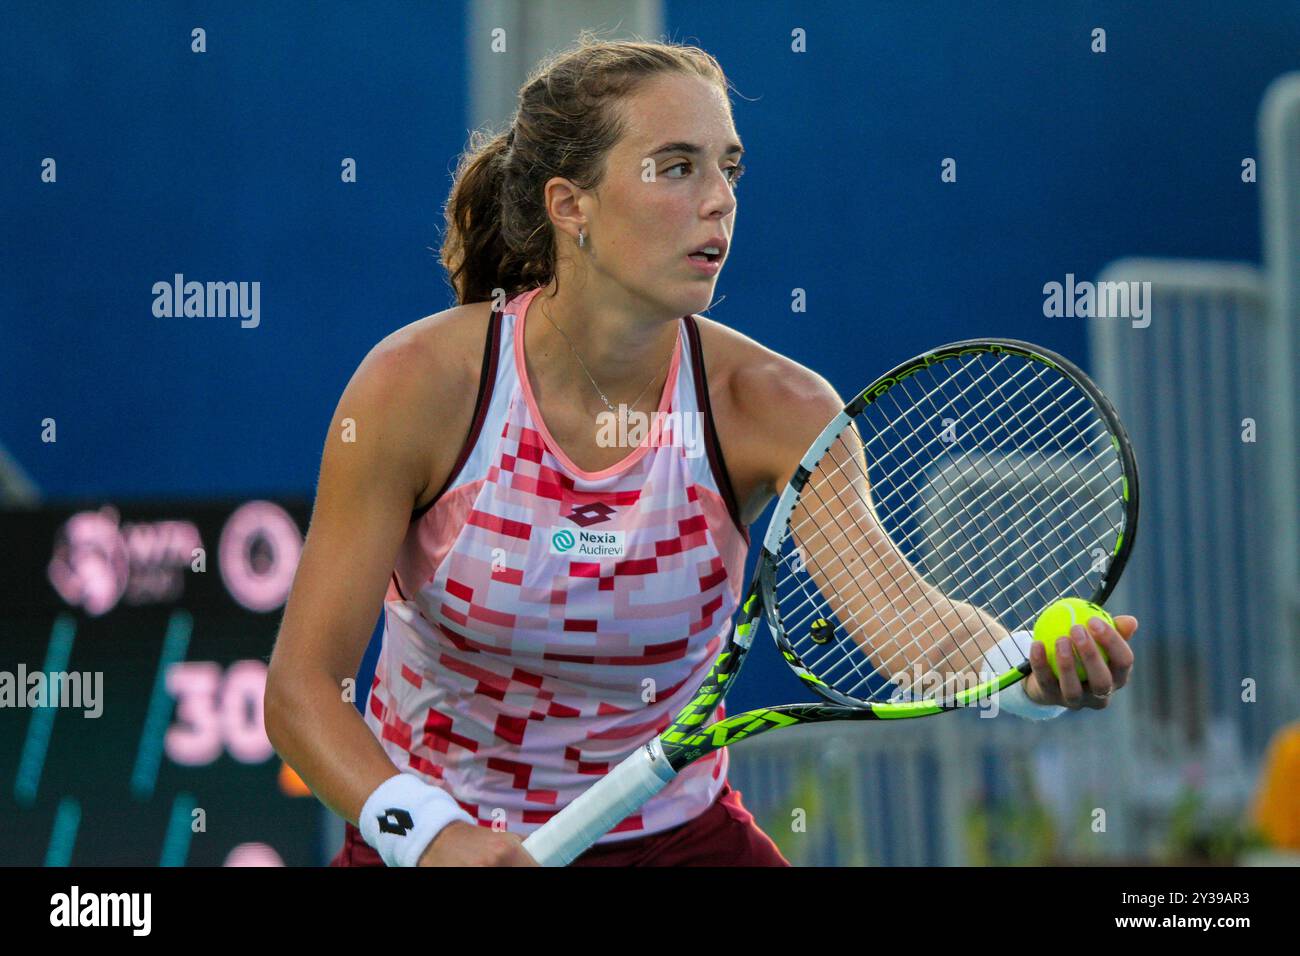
[1032,598,1114,682]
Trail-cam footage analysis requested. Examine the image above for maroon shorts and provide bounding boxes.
[330,781,790,867]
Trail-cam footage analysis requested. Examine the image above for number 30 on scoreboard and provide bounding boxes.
[165,660,273,766]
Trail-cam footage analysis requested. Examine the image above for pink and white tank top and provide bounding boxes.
[363,286,751,842]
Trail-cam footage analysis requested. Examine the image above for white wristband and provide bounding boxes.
[359,773,476,867]
[981,630,1066,721]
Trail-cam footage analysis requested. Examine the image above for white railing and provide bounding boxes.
[1089,258,1280,766]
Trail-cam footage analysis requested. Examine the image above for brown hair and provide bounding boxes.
[440,32,730,306]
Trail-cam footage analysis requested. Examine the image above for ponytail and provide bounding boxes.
[441,129,518,306]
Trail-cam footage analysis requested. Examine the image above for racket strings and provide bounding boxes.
[784,369,1116,650]
[784,446,960,695]
[786,359,1119,616]
[803,368,1121,694]
[787,478,1085,701]
[864,358,1119,686]
[810,387,1121,696]
[854,352,1075,495]
[887,359,1121,618]
[780,438,1003,696]
[789,448,1107,698]
[801,357,1113,581]
[788,437,1010,699]
[771,350,1128,704]
[869,364,1110,604]
[859,357,1113,554]
[769,361,1097,671]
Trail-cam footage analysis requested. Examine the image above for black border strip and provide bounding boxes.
[684,314,749,542]
[411,306,502,523]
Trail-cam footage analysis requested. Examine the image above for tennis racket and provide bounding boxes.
[521,338,1139,866]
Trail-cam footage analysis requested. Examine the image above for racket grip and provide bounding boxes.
[522,739,677,866]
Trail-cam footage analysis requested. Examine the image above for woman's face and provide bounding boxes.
[577,73,744,318]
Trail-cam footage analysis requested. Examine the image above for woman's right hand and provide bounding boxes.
[418,821,539,866]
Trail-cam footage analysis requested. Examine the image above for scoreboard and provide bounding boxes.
[0,500,325,866]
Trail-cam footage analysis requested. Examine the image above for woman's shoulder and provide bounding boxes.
[380,299,495,376]
[690,314,842,429]
[358,300,496,415]
[691,314,845,511]
[344,301,496,506]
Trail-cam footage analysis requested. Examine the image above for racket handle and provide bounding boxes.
[522,739,677,866]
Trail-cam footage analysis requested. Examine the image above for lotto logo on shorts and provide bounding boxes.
[550,528,626,557]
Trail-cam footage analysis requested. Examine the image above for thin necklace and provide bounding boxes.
[540,302,672,415]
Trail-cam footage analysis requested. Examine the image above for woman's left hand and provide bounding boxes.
[1023,614,1138,710]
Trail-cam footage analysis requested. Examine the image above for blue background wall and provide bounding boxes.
[6,2,1296,496]
[668,0,1294,369]
[5,1,1298,713]
[2,2,470,501]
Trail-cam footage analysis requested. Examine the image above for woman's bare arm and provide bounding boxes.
[264,333,446,828]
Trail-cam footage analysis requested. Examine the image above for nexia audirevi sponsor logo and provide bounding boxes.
[549,529,625,557]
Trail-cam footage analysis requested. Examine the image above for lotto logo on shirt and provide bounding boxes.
[550,528,626,557]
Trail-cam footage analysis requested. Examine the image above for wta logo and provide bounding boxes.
[551,530,576,553]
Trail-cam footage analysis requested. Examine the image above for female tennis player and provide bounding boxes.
[264,36,1139,867]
